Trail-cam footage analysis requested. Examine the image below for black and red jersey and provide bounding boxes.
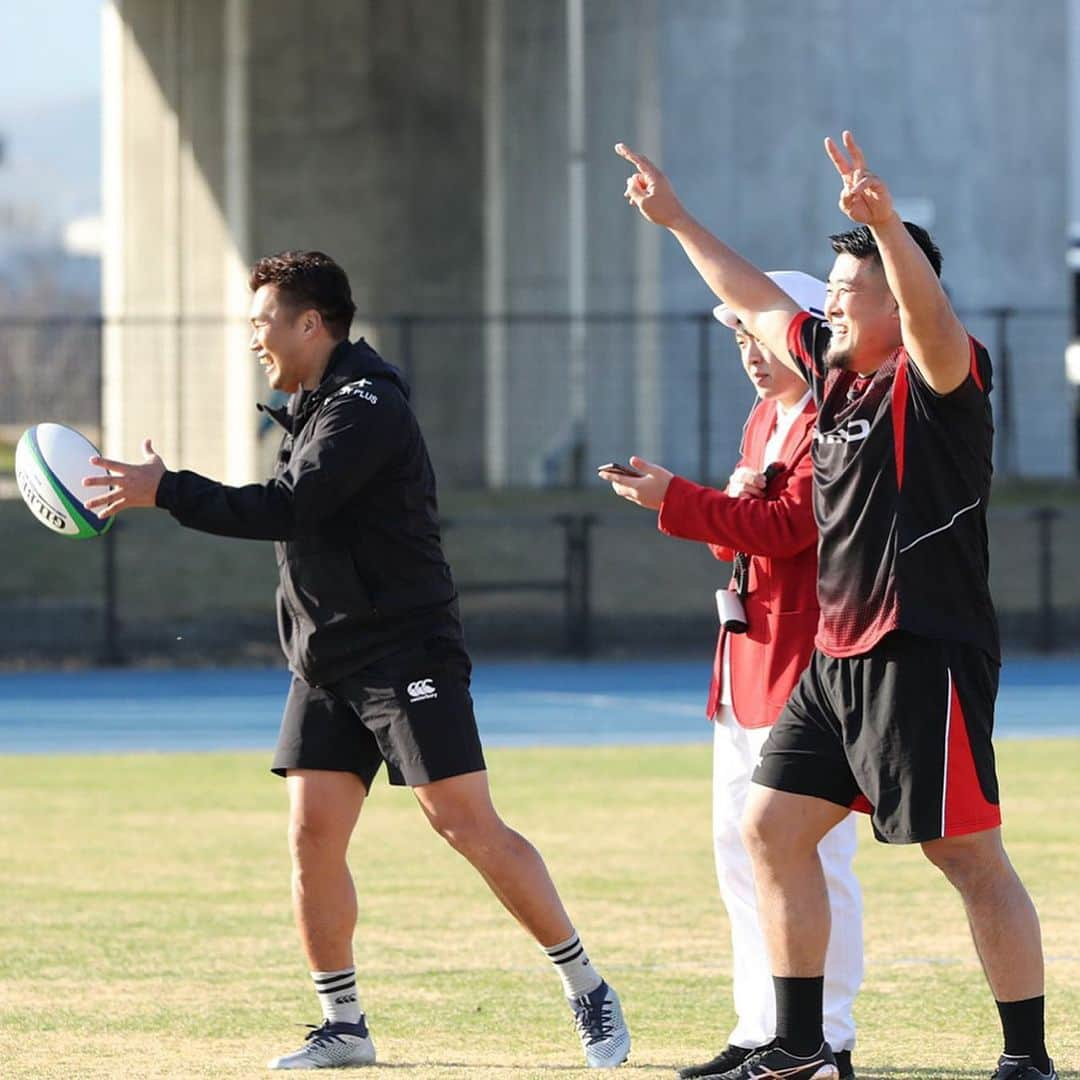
[787,311,999,660]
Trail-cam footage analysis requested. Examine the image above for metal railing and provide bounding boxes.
[6,505,1078,665]
[0,307,1077,664]
[0,306,1071,483]
[354,305,1073,484]
[442,513,595,655]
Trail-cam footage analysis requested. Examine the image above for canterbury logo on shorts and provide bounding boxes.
[407,678,437,702]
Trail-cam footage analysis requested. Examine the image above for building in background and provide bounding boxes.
[102,0,1071,487]
[0,90,103,443]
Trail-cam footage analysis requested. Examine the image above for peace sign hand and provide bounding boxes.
[825,130,895,227]
[615,142,689,229]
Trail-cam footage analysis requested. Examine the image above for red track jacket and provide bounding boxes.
[658,396,819,728]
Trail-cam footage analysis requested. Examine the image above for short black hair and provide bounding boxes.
[829,222,943,278]
[248,250,357,339]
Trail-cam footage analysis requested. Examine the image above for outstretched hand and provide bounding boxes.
[82,438,166,519]
[599,455,673,511]
[615,143,688,229]
[825,130,895,228]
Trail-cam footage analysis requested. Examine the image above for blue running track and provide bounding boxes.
[0,658,1078,755]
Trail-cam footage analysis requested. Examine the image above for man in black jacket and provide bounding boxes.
[83,250,630,1072]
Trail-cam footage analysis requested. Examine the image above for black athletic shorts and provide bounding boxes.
[754,630,1002,844]
[271,636,486,790]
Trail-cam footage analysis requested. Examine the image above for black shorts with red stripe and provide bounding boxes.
[754,630,1001,844]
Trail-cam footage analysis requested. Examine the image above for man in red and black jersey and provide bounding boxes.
[615,133,1055,1080]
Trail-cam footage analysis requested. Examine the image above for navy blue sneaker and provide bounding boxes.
[570,980,631,1068]
[267,1016,376,1069]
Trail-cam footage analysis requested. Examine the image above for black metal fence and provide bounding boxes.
[2,504,1079,666]
[0,308,1077,664]
[0,315,103,434]
[0,306,1072,483]
[337,305,1075,485]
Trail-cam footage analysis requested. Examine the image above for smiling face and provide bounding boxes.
[824,254,902,373]
[735,327,807,407]
[248,284,313,393]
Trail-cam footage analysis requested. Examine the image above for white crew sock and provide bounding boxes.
[544,931,603,999]
[311,967,363,1025]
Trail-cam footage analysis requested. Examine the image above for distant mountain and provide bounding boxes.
[0,94,100,243]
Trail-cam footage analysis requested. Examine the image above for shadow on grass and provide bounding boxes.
[364,1066,666,1073]
[362,1067,649,1073]
[849,1071,1077,1080]
[363,1068,1077,1078]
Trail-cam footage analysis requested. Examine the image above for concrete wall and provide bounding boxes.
[105,0,1071,486]
[653,0,1069,477]
[243,1,487,483]
[104,0,486,484]
[494,0,1070,479]
[103,0,234,479]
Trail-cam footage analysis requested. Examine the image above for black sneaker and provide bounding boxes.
[709,1041,839,1079]
[834,1049,855,1080]
[678,1043,760,1079]
[991,1055,1058,1079]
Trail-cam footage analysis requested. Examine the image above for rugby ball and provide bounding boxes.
[14,423,114,538]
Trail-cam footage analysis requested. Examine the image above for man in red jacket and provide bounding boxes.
[601,272,862,1080]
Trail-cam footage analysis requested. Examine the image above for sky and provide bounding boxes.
[0,1,101,113]
[0,1,102,248]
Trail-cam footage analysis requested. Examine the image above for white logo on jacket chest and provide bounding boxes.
[333,379,378,405]
[407,678,437,702]
[814,418,870,445]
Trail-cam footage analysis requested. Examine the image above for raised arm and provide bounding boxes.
[616,143,800,374]
[825,130,970,394]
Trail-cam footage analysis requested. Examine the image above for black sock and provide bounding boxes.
[774,975,825,1057]
[996,996,1050,1074]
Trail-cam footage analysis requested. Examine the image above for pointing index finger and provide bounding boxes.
[614,142,656,176]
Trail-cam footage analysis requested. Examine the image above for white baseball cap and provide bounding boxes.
[712,270,827,329]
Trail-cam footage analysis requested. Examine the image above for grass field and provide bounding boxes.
[0,741,1076,1079]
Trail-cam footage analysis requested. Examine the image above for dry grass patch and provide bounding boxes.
[0,742,1077,1078]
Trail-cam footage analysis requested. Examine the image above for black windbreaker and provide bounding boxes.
[155,338,458,685]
